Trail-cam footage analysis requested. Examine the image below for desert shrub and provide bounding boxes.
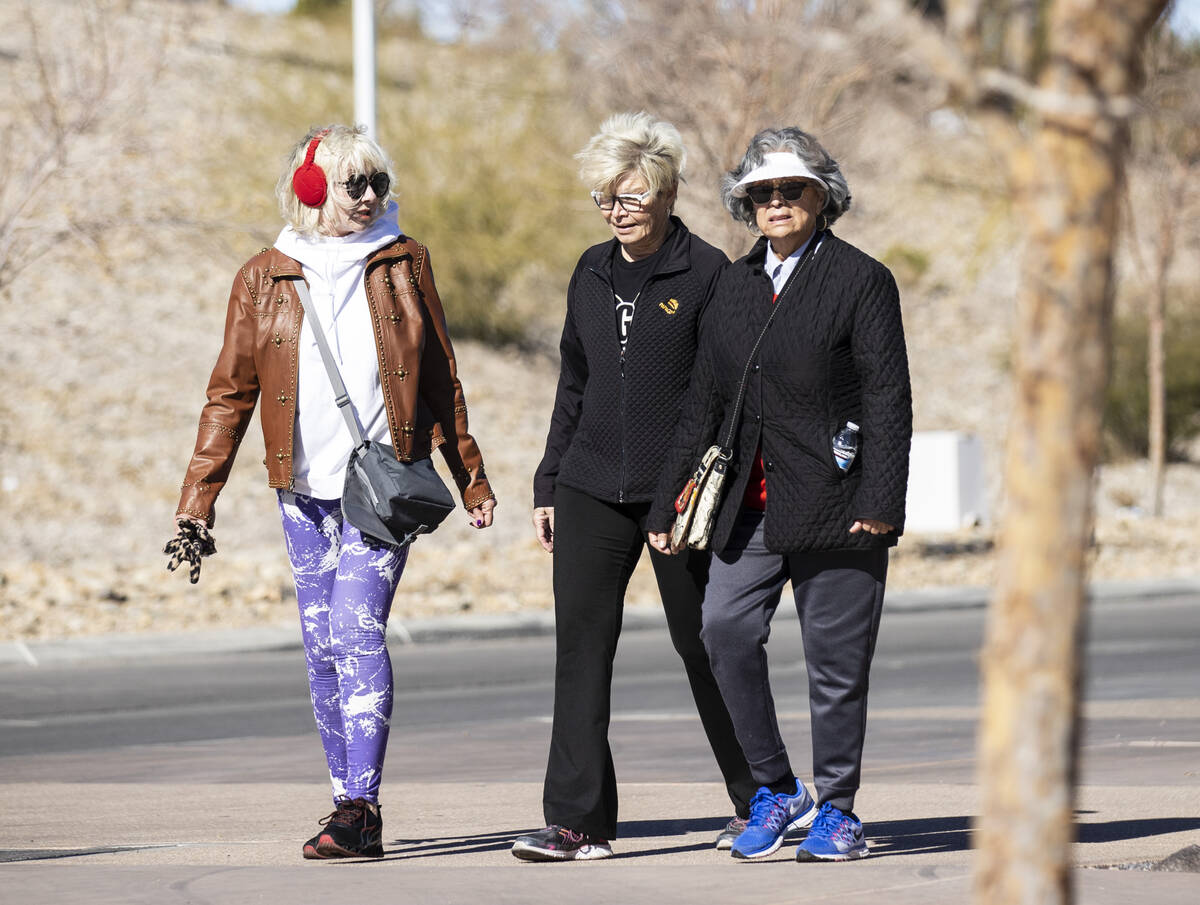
[294,0,348,17]
[377,47,599,345]
[881,243,931,286]
[240,22,600,346]
[1104,293,1200,459]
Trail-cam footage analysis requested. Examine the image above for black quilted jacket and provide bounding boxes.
[534,217,728,507]
[648,231,912,553]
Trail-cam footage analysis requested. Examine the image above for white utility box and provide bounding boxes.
[904,431,988,533]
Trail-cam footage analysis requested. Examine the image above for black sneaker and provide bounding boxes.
[303,800,352,860]
[511,825,613,861]
[311,798,384,859]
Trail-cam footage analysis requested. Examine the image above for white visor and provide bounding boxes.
[732,152,821,197]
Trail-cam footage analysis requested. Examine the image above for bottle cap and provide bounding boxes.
[847,421,860,431]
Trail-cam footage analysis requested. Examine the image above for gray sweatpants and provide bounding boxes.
[701,509,888,813]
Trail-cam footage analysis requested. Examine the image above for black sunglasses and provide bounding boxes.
[341,172,391,201]
[746,181,808,205]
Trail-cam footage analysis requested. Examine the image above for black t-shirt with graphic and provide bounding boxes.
[611,241,670,348]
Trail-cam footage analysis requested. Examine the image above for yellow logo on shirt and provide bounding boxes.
[659,298,679,315]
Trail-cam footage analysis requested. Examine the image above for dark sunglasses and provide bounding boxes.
[341,172,391,201]
[746,181,808,205]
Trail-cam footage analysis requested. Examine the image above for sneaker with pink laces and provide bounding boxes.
[715,816,749,850]
[511,824,613,861]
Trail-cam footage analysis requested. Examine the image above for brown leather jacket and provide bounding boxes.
[176,238,494,526]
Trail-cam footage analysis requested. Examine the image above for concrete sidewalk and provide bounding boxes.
[4,576,1199,667]
[2,579,1197,902]
[1,780,1196,904]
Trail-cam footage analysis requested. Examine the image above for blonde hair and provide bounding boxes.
[275,124,395,237]
[575,112,685,198]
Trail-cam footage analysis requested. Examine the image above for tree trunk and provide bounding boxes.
[974,2,1166,904]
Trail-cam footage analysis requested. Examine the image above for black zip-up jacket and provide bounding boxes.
[648,231,913,553]
[534,217,728,507]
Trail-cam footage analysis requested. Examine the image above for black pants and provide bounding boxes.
[702,509,888,813]
[542,485,757,839]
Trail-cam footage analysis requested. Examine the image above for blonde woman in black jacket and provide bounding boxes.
[511,112,757,862]
[649,126,912,863]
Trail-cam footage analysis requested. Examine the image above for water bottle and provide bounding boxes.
[832,422,860,473]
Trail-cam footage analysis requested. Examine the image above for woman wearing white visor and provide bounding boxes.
[648,127,912,862]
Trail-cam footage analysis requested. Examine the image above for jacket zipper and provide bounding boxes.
[590,261,659,504]
[590,264,629,502]
[617,287,644,504]
[618,341,627,502]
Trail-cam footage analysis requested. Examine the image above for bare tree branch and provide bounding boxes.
[0,0,173,296]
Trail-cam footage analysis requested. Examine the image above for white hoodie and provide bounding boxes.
[273,202,402,499]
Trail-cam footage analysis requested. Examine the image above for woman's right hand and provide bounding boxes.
[532,506,555,553]
[165,516,217,584]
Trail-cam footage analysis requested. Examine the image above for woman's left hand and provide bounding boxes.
[647,531,680,554]
[469,497,497,529]
[850,518,894,535]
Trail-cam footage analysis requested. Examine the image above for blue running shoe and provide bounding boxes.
[795,802,869,861]
[730,779,818,860]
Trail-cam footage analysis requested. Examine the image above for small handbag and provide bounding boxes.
[670,443,730,550]
[671,235,825,550]
[294,279,455,548]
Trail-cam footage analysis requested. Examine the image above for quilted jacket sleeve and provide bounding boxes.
[532,267,588,508]
[849,264,912,531]
[646,294,727,533]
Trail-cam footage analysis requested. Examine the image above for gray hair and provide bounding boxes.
[575,111,685,198]
[275,124,395,237]
[721,127,851,232]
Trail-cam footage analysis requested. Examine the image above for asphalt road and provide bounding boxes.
[1,593,1197,787]
[1,593,1197,905]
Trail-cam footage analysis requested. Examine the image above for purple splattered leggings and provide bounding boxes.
[278,491,408,804]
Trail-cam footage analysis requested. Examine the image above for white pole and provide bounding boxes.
[353,0,377,138]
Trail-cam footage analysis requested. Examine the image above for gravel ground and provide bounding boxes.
[2,332,1196,643]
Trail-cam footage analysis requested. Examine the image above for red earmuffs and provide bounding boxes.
[292,133,329,207]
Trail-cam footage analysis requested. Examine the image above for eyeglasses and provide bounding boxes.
[341,172,391,201]
[746,181,808,205]
[591,189,653,212]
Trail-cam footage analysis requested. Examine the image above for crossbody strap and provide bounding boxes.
[718,234,825,457]
[293,278,367,449]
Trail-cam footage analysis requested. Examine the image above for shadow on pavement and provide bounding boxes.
[616,816,729,837]
[855,816,972,858]
[0,846,172,863]
[307,814,1200,864]
[860,814,1200,860]
[387,828,522,859]
[1077,817,1200,844]
[381,817,732,861]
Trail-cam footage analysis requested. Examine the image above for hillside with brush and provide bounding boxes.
[0,0,1196,640]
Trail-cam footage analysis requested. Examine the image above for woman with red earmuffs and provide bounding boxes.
[165,124,496,860]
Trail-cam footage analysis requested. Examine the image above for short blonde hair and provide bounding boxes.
[275,124,395,237]
[575,112,685,198]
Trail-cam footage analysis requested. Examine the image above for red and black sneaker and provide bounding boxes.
[302,800,346,860]
[510,824,613,861]
[305,798,384,859]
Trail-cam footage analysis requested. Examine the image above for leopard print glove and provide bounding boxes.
[164,520,217,584]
